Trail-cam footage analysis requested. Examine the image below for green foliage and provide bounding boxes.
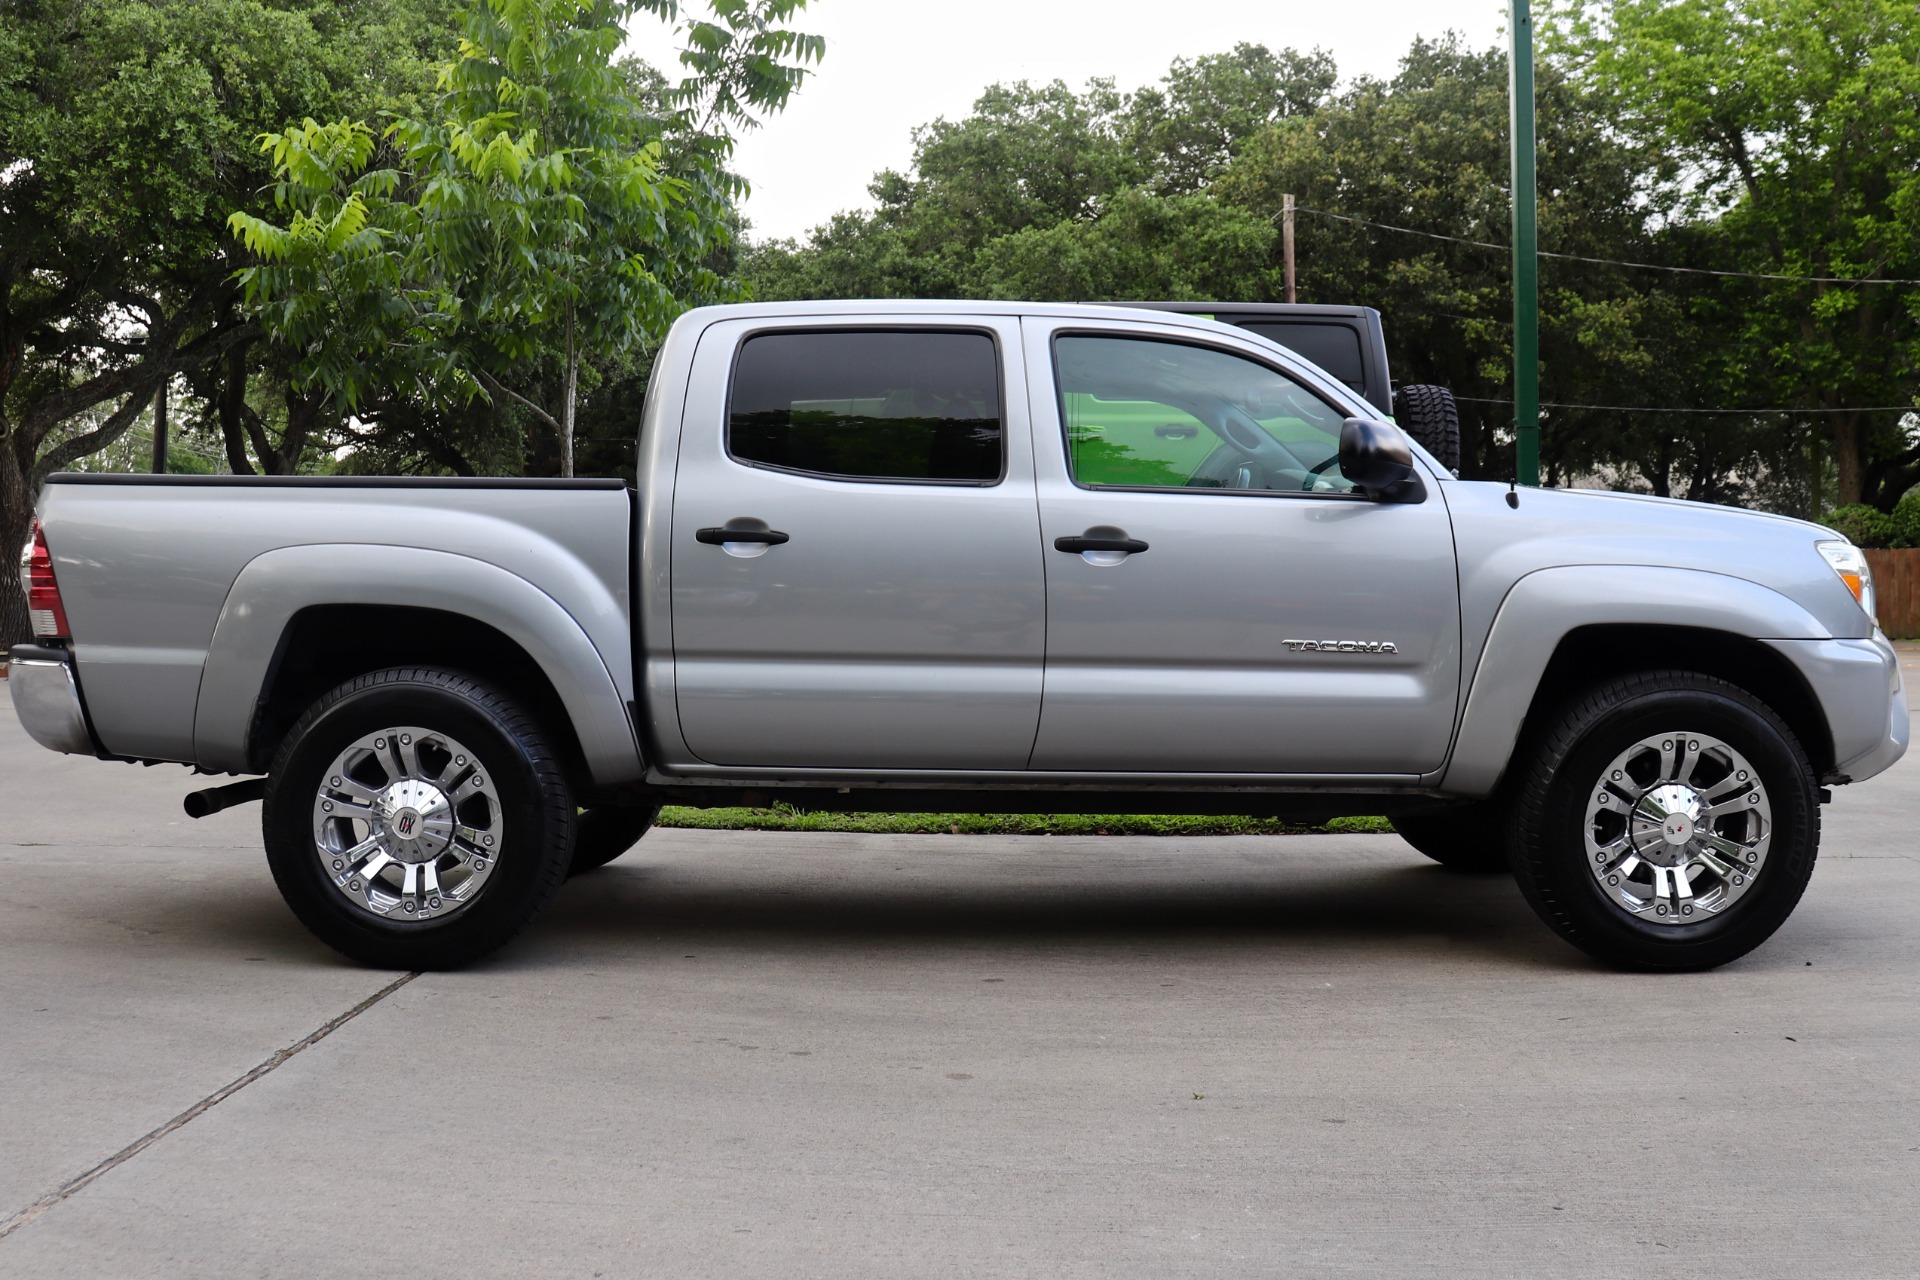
[656,806,1395,836]
[1892,492,1920,548]
[1542,0,1920,507]
[744,16,1920,513]
[1826,504,1897,548]
[232,0,820,475]
[0,0,465,643]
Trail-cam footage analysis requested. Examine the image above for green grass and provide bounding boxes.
[657,806,1394,837]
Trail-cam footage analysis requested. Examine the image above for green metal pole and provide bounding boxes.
[1509,0,1541,485]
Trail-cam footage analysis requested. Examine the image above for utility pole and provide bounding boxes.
[1282,193,1297,304]
[1509,0,1541,486]
[150,379,168,475]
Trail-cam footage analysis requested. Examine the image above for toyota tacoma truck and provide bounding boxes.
[9,301,1908,972]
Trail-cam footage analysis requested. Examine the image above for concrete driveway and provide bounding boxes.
[2,662,1918,1278]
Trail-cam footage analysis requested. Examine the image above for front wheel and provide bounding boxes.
[262,667,576,969]
[1507,671,1818,971]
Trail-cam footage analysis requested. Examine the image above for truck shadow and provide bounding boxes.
[537,852,1579,970]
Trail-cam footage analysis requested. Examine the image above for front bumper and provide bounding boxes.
[1764,634,1909,784]
[7,644,98,756]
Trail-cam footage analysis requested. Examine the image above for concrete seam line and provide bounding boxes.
[0,971,418,1242]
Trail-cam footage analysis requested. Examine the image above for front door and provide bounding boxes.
[670,318,1046,770]
[1024,318,1461,776]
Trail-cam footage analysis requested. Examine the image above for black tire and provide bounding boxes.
[1392,383,1462,474]
[568,805,661,877]
[1507,671,1819,972]
[1392,803,1512,873]
[262,667,575,969]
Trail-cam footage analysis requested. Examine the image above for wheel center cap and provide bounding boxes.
[377,779,453,862]
[1646,783,1702,848]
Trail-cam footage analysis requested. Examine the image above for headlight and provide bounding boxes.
[1817,540,1877,622]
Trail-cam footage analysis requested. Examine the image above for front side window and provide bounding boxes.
[729,330,1002,483]
[1054,335,1358,494]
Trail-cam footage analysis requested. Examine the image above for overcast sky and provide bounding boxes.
[623,0,1510,242]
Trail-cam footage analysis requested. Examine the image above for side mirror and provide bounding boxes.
[1338,418,1423,502]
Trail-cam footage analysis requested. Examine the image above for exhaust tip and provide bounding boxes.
[184,779,266,819]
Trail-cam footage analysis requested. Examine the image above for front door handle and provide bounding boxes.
[696,526,790,546]
[1054,530,1149,555]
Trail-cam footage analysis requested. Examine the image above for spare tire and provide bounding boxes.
[1392,384,1462,474]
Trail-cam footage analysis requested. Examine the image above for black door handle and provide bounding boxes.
[1054,533,1149,554]
[696,526,790,546]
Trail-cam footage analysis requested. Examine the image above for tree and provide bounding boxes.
[1215,36,1709,487]
[1543,0,1920,507]
[1123,43,1338,195]
[0,0,461,644]
[230,0,822,476]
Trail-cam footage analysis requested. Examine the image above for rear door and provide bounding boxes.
[1024,316,1461,776]
[669,317,1046,770]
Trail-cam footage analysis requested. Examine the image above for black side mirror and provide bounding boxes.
[1338,418,1423,502]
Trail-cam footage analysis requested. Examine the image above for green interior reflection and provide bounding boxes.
[1056,336,1354,493]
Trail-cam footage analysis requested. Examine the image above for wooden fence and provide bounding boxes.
[1864,549,1920,639]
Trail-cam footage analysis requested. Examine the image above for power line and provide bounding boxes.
[1453,395,1919,416]
[1298,207,1920,287]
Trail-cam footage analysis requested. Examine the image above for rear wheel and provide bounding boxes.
[262,667,575,969]
[1392,803,1511,873]
[1507,671,1818,971]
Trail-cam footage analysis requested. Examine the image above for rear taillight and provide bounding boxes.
[19,518,70,640]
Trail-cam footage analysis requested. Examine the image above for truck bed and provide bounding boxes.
[35,475,635,770]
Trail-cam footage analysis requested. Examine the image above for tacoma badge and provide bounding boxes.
[1282,639,1399,654]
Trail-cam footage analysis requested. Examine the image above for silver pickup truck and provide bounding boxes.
[10,301,1908,972]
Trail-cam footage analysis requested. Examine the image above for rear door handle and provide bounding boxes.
[1054,532,1149,555]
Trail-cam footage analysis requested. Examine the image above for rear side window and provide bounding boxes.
[1232,321,1365,391]
[728,330,1003,482]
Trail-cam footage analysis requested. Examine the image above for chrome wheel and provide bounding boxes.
[1585,732,1771,925]
[310,726,502,923]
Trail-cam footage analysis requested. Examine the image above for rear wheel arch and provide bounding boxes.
[248,605,592,789]
[192,544,642,787]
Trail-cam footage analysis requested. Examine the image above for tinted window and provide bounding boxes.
[1233,321,1365,390]
[1055,335,1358,494]
[729,330,1002,482]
